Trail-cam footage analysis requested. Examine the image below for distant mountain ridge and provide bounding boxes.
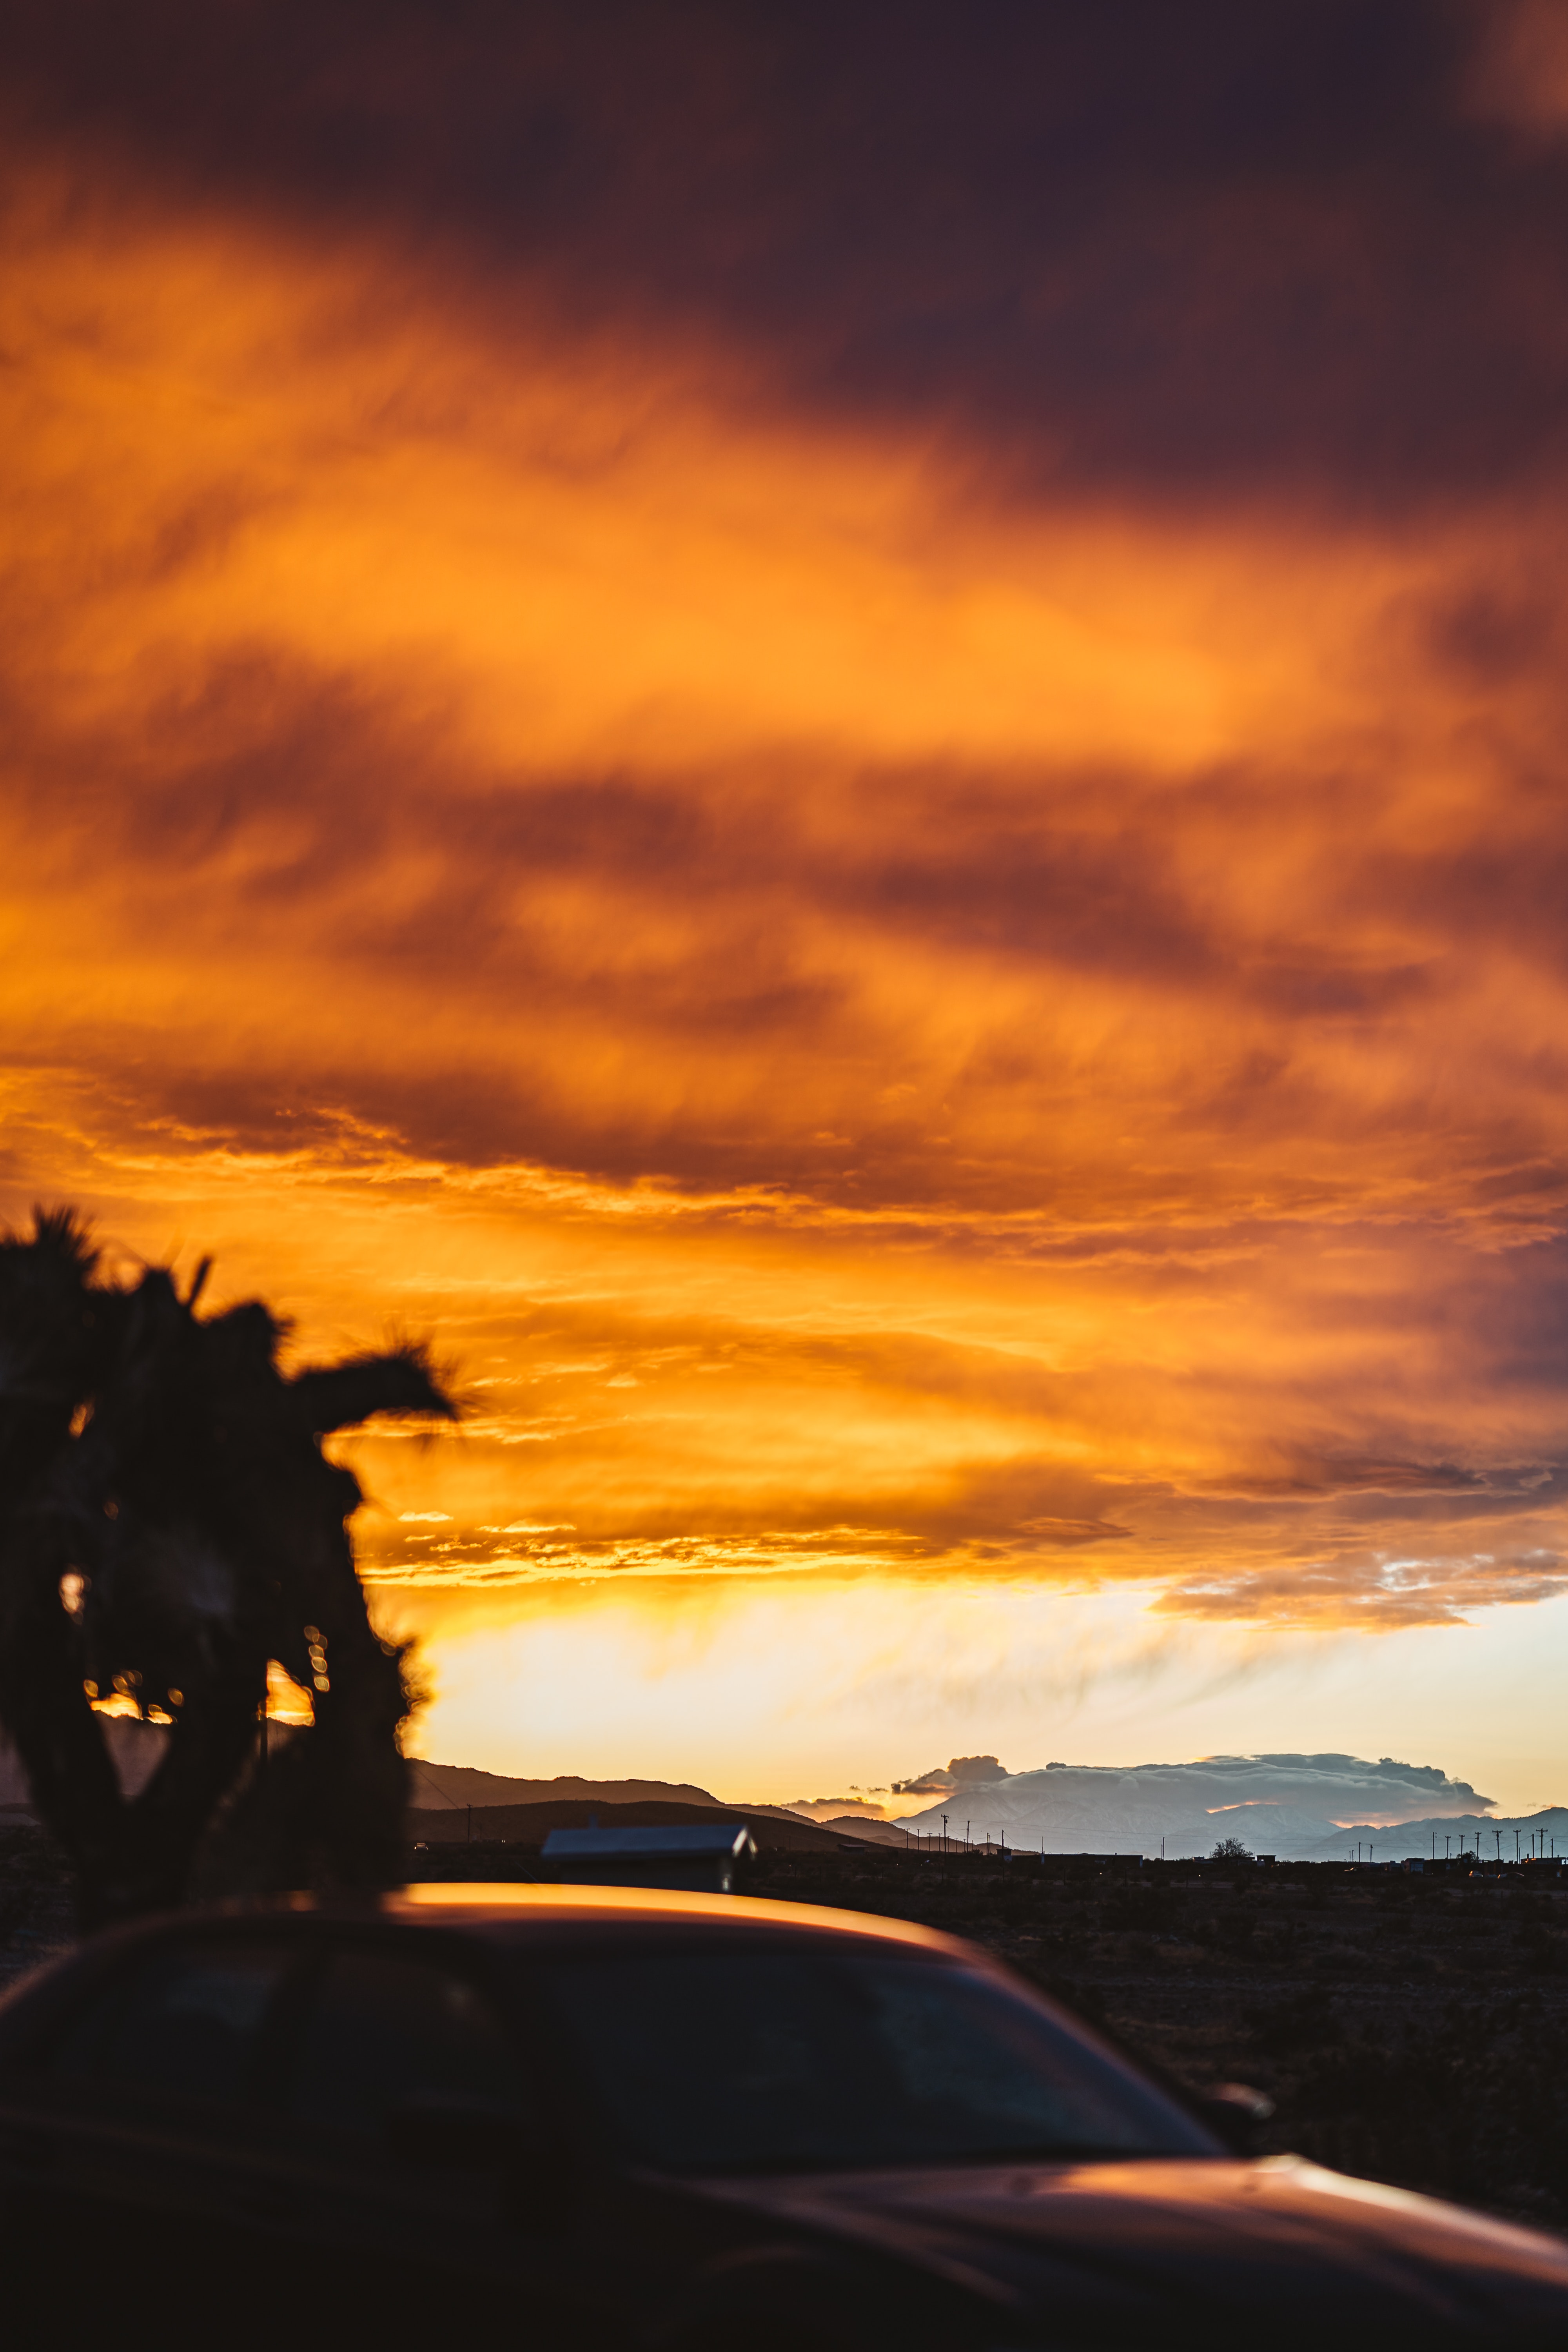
[889,1751,1539,1860]
[1296,1810,1568,1864]
[6,1731,1556,1864]
[404,1760,721,1810]
[409,1796,867,1854]
[402,1757,831,1835]
[0,1729,831,1833]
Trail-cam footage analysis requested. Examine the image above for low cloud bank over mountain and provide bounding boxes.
[888,1752,1541,1860]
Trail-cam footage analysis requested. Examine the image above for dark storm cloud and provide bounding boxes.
[5,0,1568,508]
[7,618,1568,1232]
[9,0,1568,1637]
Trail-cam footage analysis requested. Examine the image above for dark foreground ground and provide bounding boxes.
[5,1826,1567,2234]
[746,1848,1568,2234]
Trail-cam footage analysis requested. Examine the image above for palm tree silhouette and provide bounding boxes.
[0,1209,456,1924]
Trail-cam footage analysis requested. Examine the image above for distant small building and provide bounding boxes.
[540,1821,757,1895]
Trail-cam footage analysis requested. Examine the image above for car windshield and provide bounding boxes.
[540,1946,1214,2175]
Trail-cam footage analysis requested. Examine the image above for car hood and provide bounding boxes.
[690,2154,1568,2345]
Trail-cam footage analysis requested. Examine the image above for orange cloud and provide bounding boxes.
[4,20,1568,1781]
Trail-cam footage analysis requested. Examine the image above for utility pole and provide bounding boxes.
[942,1813,949,1855]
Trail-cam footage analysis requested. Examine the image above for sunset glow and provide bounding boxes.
[6,4,1568,1811]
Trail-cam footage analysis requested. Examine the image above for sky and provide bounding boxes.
[5,1,1568,1811]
